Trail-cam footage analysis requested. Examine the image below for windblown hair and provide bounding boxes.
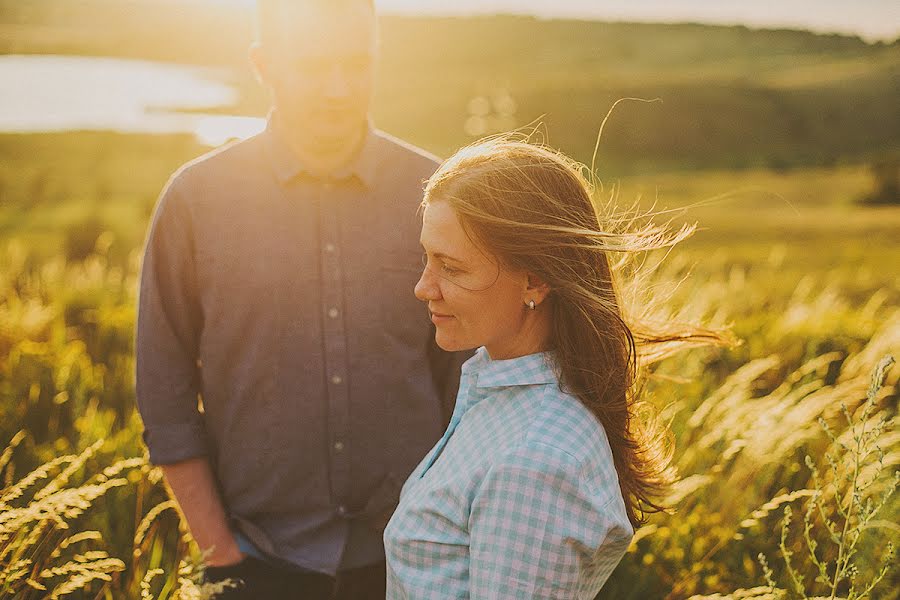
[424,138,729,528]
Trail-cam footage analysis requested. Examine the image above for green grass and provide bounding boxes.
[0,132,203,264]
[3,131,896,297]
[0,5,898,595]
[0,130,897,598]
[614,166,900,295]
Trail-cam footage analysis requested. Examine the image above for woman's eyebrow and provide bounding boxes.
[434,251,465,263]
[422,249,464,264]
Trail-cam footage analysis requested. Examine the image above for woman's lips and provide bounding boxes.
[429,311,455,324]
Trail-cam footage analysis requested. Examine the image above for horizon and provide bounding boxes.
[208,0,900,42]
[381,1,900,43]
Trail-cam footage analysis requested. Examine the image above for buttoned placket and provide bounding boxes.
[318,180,352,516]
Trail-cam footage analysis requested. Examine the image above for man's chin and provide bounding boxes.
[313,121,362,139]
[279,113,367,145]
[310,112,366,135]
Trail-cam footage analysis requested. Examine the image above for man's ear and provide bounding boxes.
[248,42,269,87]
[525,273,552,306]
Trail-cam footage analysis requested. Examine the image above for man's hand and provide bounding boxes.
[205,538,245,568]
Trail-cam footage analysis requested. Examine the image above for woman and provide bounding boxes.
[383,138,725,598]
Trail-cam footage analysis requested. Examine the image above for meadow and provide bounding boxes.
[1,128,897,598]
[1,2,899,598]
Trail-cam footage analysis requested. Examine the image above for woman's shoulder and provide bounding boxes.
[485,417,625,516]
[499,385,619,490]
[527,384,609,453]
[470,384,628,520]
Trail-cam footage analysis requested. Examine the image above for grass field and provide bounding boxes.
[1,3,898,598]
[1,129,897,599]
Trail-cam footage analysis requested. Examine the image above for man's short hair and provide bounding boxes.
[256,0,376,45]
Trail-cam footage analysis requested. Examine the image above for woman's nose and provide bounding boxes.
[414,267,441,302]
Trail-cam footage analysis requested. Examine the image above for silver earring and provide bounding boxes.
[528,299,536,310]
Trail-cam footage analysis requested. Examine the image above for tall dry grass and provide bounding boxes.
[0,434,237,599]
[0,228,896,598]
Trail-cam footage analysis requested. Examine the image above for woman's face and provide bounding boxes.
[414,200,550,359]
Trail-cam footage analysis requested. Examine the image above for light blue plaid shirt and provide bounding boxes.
[384,347,633,599]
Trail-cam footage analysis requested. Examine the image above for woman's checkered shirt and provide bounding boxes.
[384,347,634,599]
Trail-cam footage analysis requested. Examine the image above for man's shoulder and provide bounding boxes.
[167,133,267,192]
[372,129,441,173]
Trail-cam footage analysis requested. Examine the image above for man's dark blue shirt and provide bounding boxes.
[135,120,467,575]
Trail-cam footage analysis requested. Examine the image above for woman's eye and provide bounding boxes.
[421,253,463,277]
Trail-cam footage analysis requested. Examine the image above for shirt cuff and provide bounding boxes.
[142,422,208,464]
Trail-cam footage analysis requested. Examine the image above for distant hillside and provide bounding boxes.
[2,0,898,173]
[376,18,900,173]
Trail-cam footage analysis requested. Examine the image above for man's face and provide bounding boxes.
[257,2,376,145]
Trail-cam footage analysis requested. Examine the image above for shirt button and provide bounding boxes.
[324,243,336,253]
[337,505,348,516]
[331,375,343,385]
[327,307,339,319]
[333,441,345,452]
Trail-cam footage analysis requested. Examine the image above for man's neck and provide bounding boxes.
[285,125,367,179]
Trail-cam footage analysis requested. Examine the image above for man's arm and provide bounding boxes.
[135,173,241,566]
[161,459,244,567]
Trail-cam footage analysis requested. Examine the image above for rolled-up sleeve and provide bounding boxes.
[468,443,633,599]
[135,172,207,465]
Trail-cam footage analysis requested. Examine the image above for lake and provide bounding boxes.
[0,55,265,146]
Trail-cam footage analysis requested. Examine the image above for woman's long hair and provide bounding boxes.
[424,138,729,528]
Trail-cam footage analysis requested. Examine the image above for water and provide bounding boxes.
[0,55,265,146]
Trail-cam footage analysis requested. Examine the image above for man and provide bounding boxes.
[135,1,466,597]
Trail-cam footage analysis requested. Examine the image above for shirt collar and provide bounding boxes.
[462,346,558,389]
[264,113,378,189]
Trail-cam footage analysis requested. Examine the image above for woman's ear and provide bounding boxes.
[248,42,269,87]
[525,273,552,306]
